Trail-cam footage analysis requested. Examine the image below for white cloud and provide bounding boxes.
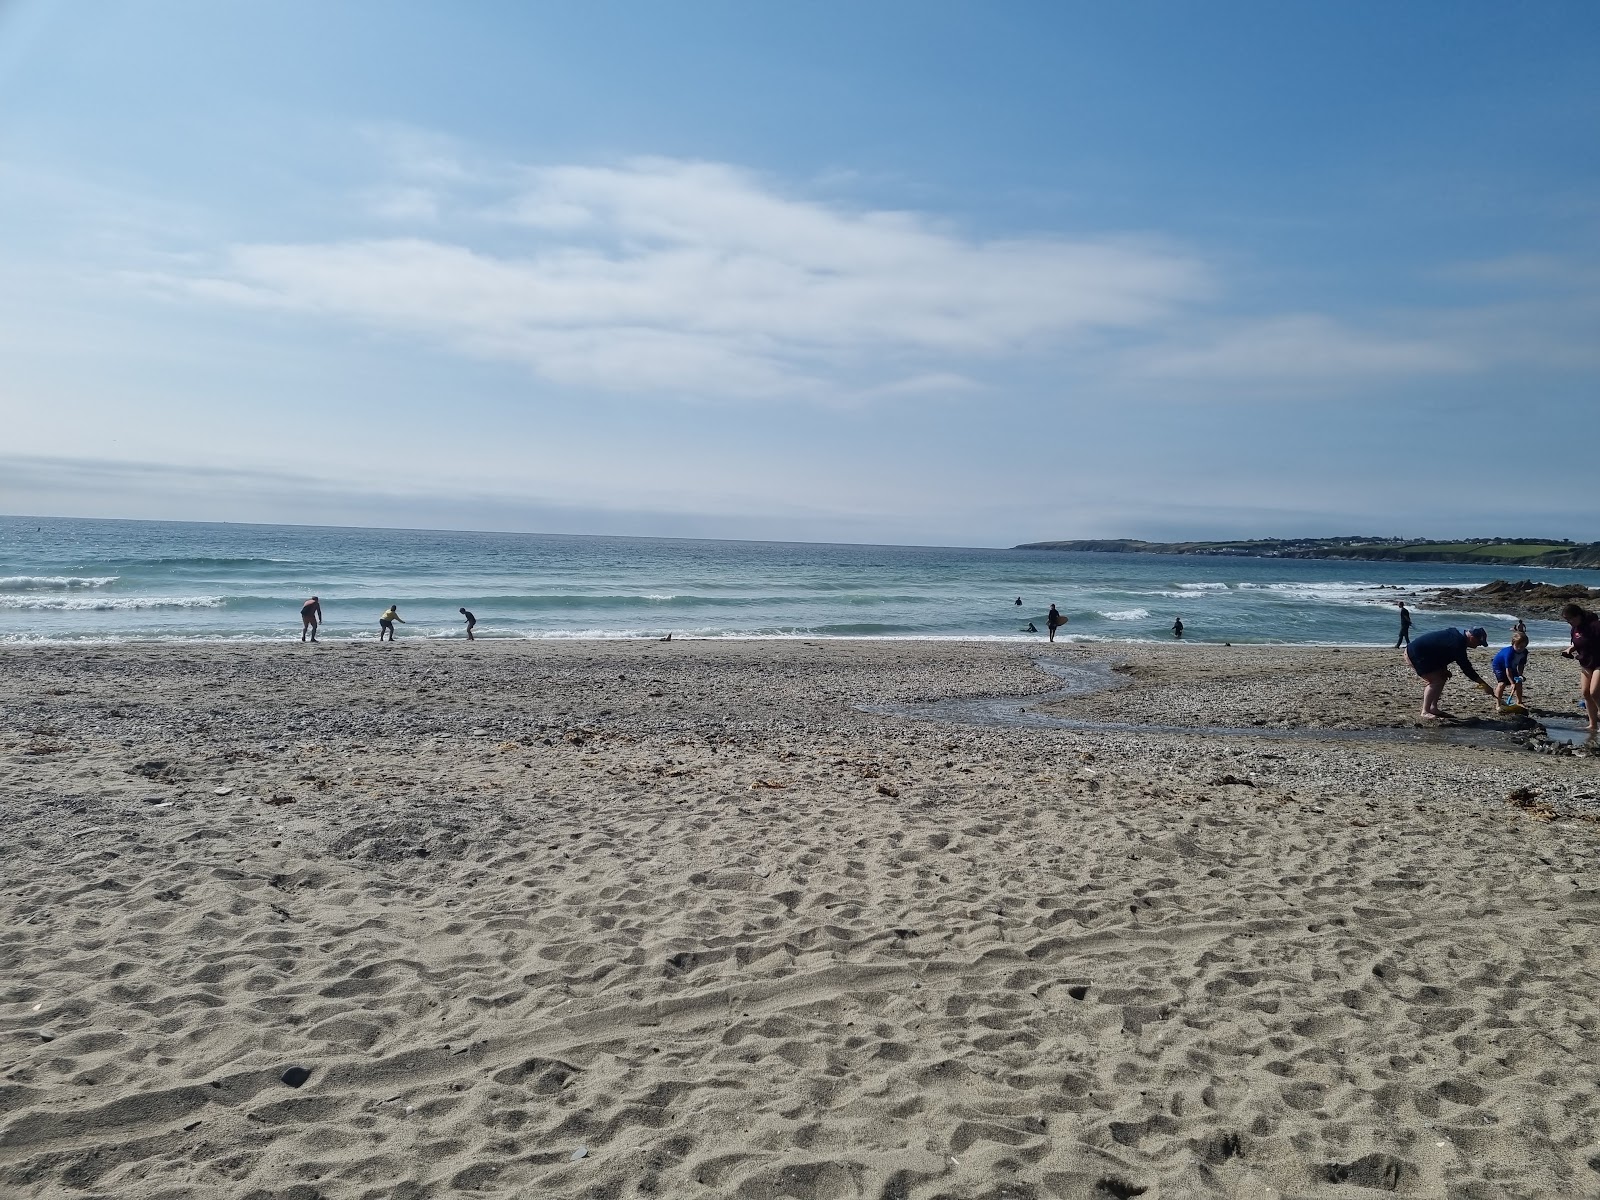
[1136,314,1474,381]
[151,156,1208,399]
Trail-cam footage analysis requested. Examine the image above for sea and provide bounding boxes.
[3,515,1597,647]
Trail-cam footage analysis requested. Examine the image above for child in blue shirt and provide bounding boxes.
[1492,631,1529,708]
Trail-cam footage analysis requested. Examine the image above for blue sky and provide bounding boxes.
[2,1,1597,545]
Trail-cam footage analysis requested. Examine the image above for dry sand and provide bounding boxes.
[2,639,1599,1199]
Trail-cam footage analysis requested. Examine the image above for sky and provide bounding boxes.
[1,1,1597,546]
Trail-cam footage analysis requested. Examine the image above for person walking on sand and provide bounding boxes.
[1492,630,1530,709]
[1406,625,1491,720]
[460,606,476,641]
[1559,603,1600,735]
[378,604,405,642]
[299,595,322,643]
[1046,604,1067,642]
[1395,602,1412,648]
[1173,616,1184,639]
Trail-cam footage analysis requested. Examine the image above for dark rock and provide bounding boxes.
[280,1066,312,1088]
[1415,579,1600,620]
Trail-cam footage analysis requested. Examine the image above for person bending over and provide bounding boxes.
[300,595,322,643]
[1559,603,1600,735]
[378,605,405,642]
[460,607,476,641]
[1406,625,1490,720]
[1491,631,1529,708]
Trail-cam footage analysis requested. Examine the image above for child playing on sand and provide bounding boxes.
[1492,631,1529,708]
[378,605,405,642]
[1559,603,1600,735]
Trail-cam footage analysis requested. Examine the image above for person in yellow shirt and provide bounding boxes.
[378,605,405,642]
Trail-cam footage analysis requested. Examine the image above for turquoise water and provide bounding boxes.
[2,515,1596,645]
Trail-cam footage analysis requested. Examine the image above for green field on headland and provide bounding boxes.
[1015,536,1600,568]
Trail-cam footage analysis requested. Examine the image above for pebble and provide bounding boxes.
[214,787,234,796]
[280,1065,312,1088]
[571,1146,588,1161]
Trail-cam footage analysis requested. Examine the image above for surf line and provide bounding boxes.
[860,655,1529,750]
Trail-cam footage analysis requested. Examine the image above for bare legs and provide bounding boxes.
[1582,667,1600,733]
[1419,669,1450,719]
[301,618,317,643]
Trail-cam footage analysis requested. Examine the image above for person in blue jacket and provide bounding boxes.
[1406,625,1490,719]
[1491,631,1530,708]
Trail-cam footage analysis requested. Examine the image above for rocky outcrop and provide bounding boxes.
[1415,579,1600,619]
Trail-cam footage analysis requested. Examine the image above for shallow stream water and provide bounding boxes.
[864,657,1539,751]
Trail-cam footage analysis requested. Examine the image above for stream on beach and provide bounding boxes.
[864,656,1590,752]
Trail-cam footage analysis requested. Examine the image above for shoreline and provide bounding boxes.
[0,630,1579,649]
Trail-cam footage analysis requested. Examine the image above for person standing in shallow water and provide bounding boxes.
[460,607,476,641]
[299,596,322,642]
[1395,602,1412,648]
[378,605,404,642]
[1559,603,1600,736]
[1046,604,1067,642]
[1173,616,1184,639]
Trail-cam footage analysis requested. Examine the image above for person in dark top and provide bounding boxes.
[1046,604,1067,642]
[1406,625,1490,719]
[1172,616,1184,639]
[299,595,322,643]
[460,606,476,641]
[1491,631,1530,708]
[1014,596,1023,606]
[1559,603,1600,735]
[1395,602,1412,648]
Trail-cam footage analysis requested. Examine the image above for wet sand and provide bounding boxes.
[3,639,1599,1199]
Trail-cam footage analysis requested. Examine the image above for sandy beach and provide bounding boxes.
[3,639,1599,1199]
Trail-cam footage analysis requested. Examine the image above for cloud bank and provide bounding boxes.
[153,157,1207,399]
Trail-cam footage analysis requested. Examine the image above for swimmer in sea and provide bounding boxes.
[300,595,322,643]
[1406,625,1490,720]
[460,606,476,641]
[378,604,405,642]
[1173,616,1184,639]
[1046,604,1067,643]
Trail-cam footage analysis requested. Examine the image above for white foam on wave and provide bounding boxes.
[1099,608,1151,621]
[1173,581,1229,592]
[0,594,226,611]
[0,575,119,590]
[1232,581,1437,607]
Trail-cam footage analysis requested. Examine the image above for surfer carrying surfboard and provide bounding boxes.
[1046,604,1067,642]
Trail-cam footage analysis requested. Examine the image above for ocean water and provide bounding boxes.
[3,515,1598,646]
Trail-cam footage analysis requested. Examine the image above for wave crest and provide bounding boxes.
[0,575,118,590]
